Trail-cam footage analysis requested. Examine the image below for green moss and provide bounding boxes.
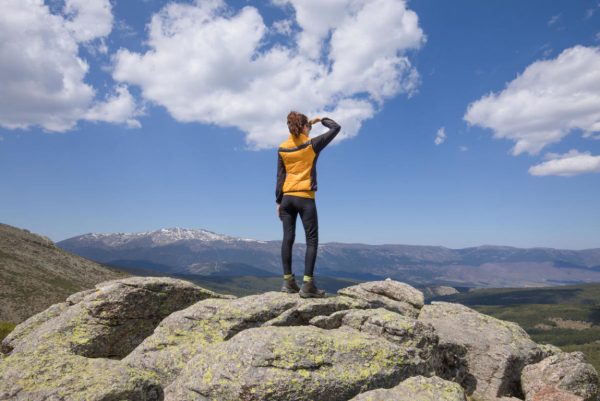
[5,351,159,399]
[0,321,16,341]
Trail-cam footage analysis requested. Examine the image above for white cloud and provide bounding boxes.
[464,46,600,155]
[434,127,446,145]
[85,85,143,128]
[63,0,113,43]
[529,149,600,176]
[0,0,140,132]
[113,0,425,149]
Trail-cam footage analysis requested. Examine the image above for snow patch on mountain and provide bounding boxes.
[78,227,266,247]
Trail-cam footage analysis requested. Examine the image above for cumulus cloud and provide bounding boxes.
[0,0,140,132]
[63,0,113,42]
[529,149,600,176]
[434,127,446,145]
[85,85,143,128]
[465,46,600,156]
[113,0,425,149]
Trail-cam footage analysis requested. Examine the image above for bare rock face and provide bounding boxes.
[348,375,467,401]
[521,352,599,401]
[418,301,545,400]
[163,324,435,401]
[529,386,585,401]
[338,279,424,318]
[0,277,228,401]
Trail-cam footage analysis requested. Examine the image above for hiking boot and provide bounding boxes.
[281,273,300,293]
[299,278,326,298]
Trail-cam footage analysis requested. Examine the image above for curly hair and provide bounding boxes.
[287,111,309,137]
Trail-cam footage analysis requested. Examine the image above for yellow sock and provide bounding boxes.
[303,275,313,282]
[284,274,293,280]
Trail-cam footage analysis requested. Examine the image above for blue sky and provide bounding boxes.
[1,0,599,249]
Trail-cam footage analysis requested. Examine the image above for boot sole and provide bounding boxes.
[281,287,299,293]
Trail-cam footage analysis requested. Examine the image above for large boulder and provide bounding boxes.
[521,352,599,401]
[0,277,229,401]
[164,324,435,401]
[5,276,227,358]
[418,301,545,400]
[338,279,424,318]
[348,375,467,401]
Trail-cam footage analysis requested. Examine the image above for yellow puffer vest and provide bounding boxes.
[277,133,317,200]
[275,117,341,204]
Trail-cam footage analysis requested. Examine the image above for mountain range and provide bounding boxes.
[57,227,600,288]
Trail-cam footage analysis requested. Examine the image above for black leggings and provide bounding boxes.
[279,195,318,277]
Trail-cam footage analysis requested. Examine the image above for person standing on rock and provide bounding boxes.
[275,111,341,298]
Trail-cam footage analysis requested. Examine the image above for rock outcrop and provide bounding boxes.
[521,352,599,401]
[0,277,229,400]
[1,277,598,401]
[123,292,367,386]
[419,301,547,400]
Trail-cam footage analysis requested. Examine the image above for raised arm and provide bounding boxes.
[275,152,286,204]
[310,117,341,154]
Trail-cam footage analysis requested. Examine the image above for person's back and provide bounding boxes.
[275,111,341,298]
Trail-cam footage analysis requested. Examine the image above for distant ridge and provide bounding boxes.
[58,227,600,288]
